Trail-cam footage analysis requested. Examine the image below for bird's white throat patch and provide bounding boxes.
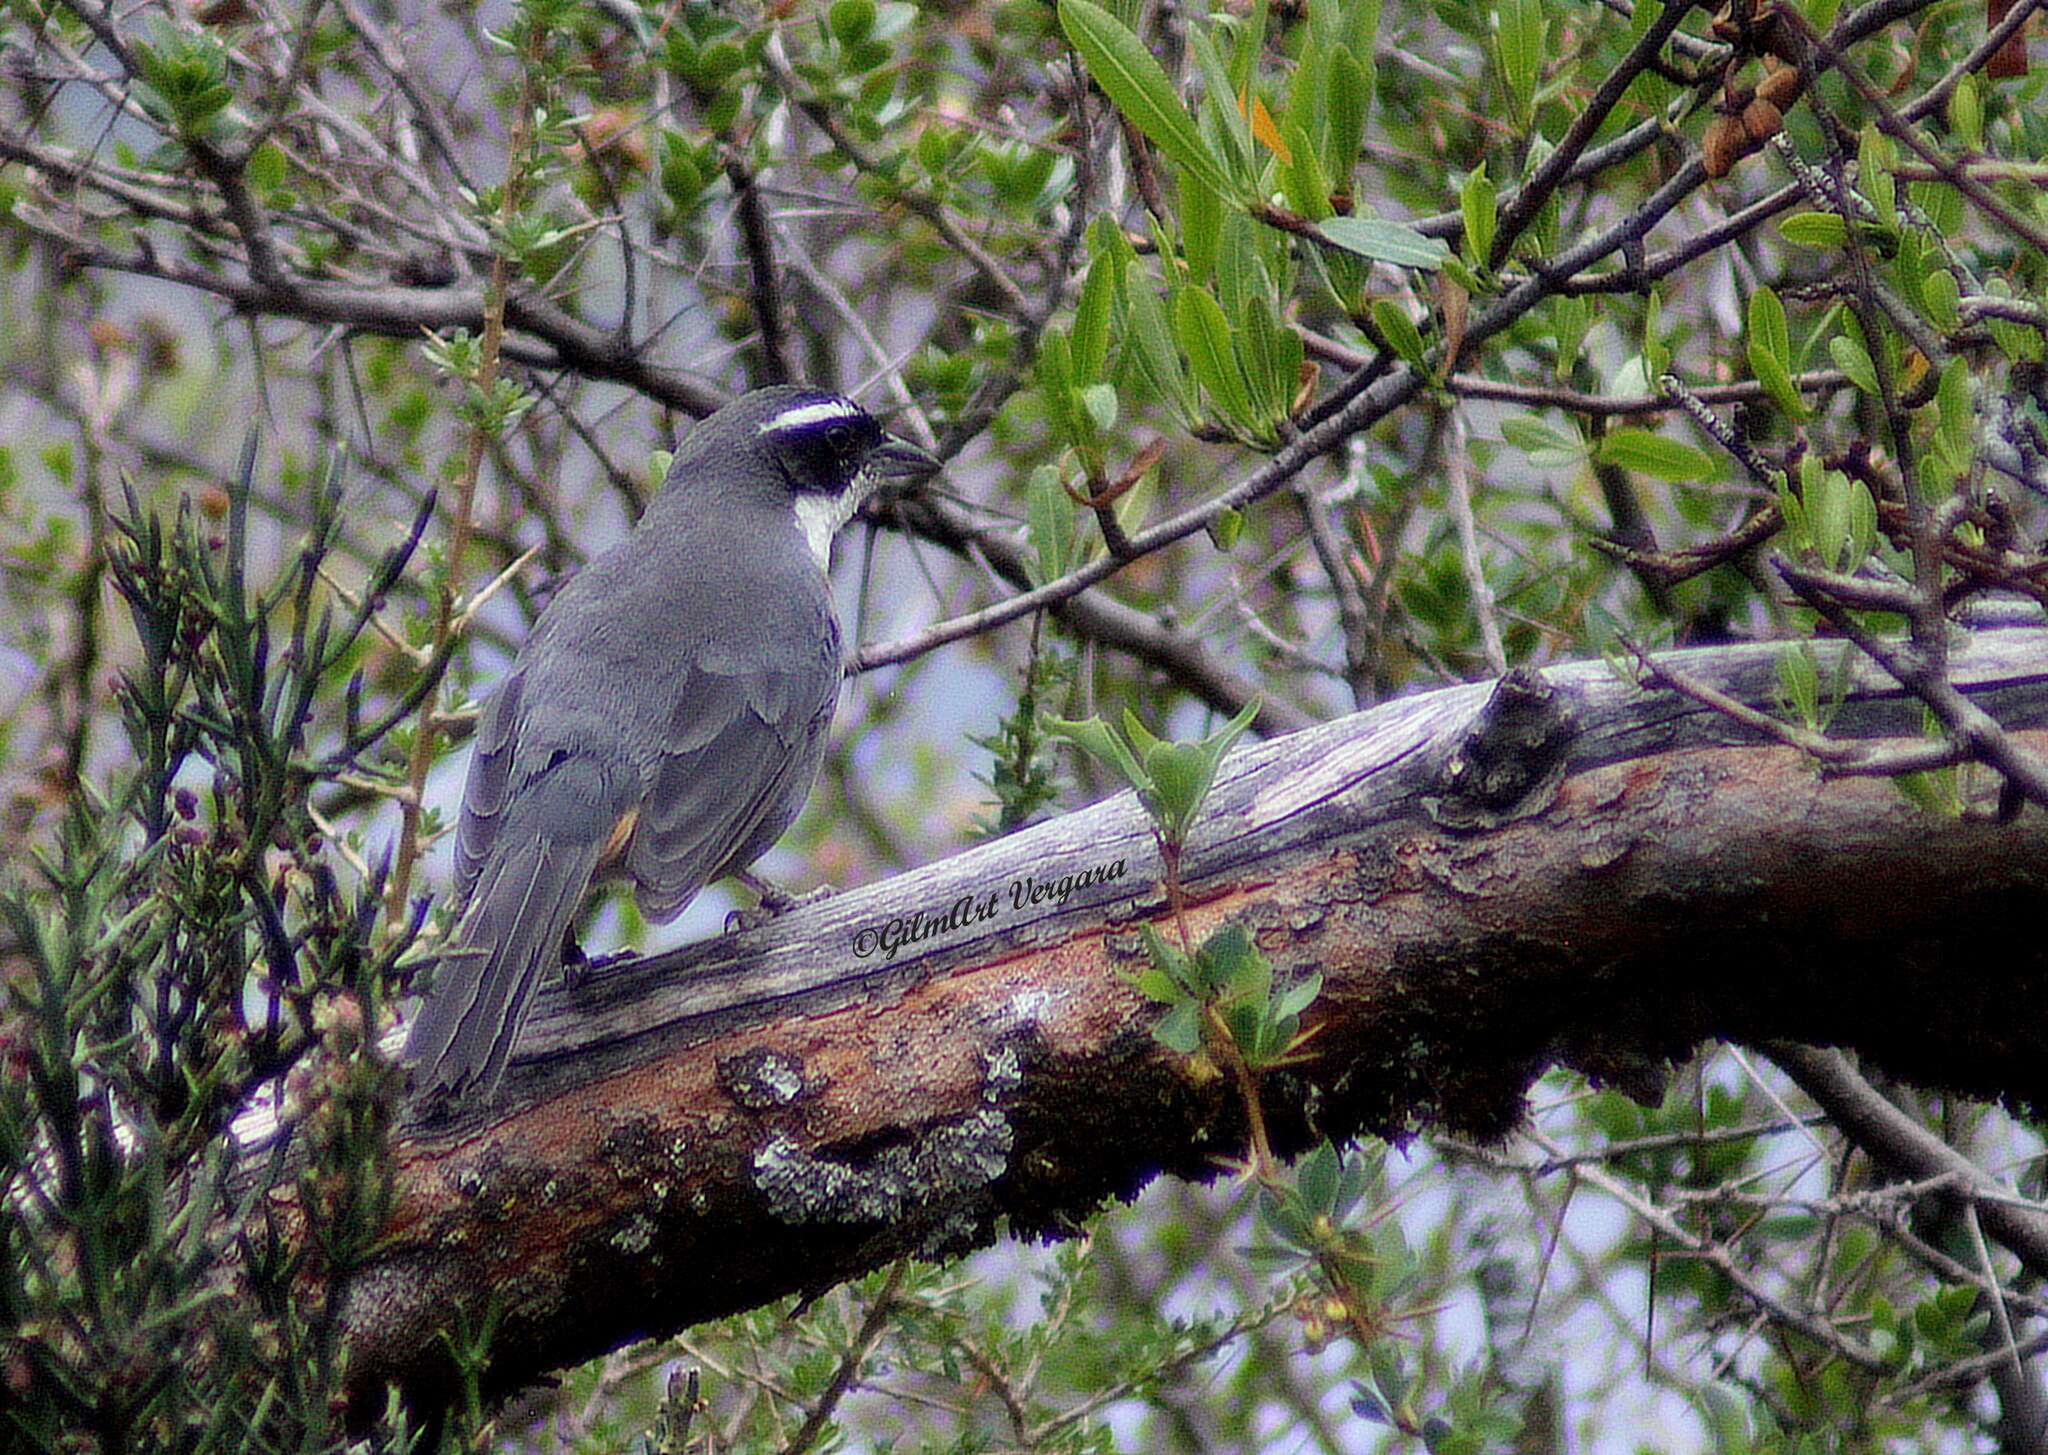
[760,397,865,436]
[792,481,871,571]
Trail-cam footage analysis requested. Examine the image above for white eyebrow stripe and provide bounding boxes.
[760,399,864,434]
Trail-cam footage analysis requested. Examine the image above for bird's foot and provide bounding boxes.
[724,870,837,934]
[554,932,632,991]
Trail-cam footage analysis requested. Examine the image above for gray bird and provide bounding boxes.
[406,386,940,1104]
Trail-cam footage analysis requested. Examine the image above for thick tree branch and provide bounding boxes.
[324,627,2048,1414]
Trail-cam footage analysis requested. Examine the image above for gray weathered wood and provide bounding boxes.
[342,628,2048,1412]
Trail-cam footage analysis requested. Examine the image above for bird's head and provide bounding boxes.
[669,387,941,568]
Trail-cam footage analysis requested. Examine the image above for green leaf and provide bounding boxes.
[1071,253,1115,384]
[1461,164,1497,268]
[1595,429,1719,482]
[1921,268,1960,332]
[1036,327,1084,445]
[1948,75,1981,151]
[1641,288,1669,382]
[1496,0,1546,121]
[1189,26,1254,189]
[1121,275,1191,414]
[1859,125,1897,231]
[1058,0,1233,199]
[1317,217,1448,270]
[1935,356,1973,464]
[1778,212,1848,248]
[1048,713,1148,794]
[1280,121,1334,221]
[1807,458,1850,569]
[1746,286,1808,420]
[1830,333,1878,394]
[1322,45,1370,191]
[1229,0,1270,94]
[828,0,875,45]
[1081,382,1119,433]
[1552,296,1589,378]
[1176,285,1255,429]
[1778,642,1820,726]
[1370,299,1427,368]
[1027,464,1073,586]
[1182,165,1222,282]
[1155,1000,1203,1053]
[1501,414,1588,468]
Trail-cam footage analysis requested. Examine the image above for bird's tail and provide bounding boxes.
[406,827,604,1106]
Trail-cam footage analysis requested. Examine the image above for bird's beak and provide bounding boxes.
[866,435,944,482]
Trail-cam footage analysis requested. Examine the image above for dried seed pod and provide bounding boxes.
[1742,96,1785,144]
[1757,59,1803,107]
[1703,115,1745,178]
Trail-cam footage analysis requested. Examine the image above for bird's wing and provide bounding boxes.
[453,665,527,907]
[623,661,837,922]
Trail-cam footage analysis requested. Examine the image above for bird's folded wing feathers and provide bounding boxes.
[453,666,527,906]
[624,665,835,922]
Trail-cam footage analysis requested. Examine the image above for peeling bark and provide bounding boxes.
[332,627,2048,1412]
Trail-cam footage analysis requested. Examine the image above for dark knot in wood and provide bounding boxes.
[1426,669,1580,829]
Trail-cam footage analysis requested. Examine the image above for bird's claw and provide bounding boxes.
[725,879,838,934]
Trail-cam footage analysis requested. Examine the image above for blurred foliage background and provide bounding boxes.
[2,0,2047,1444]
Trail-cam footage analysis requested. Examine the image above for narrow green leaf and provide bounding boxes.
[1778,642,1820,726]
[1497,0,1546,121]
[1642,288,1669,381]
[1036,327,1082,445]
[1122,276,1191,413]
[1229,0,1271,95]
[1935,356,1972,463]
[1189,26,1254,189]
[1747,287,1807,420]
[1182,166,1221,283]
[1027,464,1072,586]
[1370,298,1426,368]
[1071,253,1115,383]
[1280,121,1334,221]
[1807,461,1849,569]
[1237,294,1283,431]
[1948,75,1981,151]
[1859,125,1897,230]
[1461,163,1497,268]
[1175,285,1255,429]
[1317,216,1448,270]
[1058,0,1233,198]
[1552,296,1589,379]
[1322,45,1369,194]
